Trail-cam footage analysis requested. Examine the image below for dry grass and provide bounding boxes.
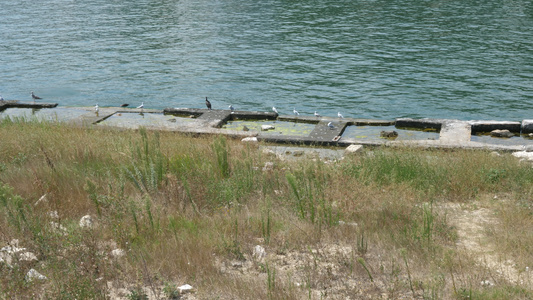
[1,118,533,299]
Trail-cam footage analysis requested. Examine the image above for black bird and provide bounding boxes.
[120,103,129,107]
[205,97,212,110]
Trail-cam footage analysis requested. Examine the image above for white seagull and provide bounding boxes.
[137,102,144,109]
[293,108,299,116]
[314,111,321,118]
[31,91,42,102]
[272,107,278,114]
[95,103,99,113]
[0,95,4,101]
[229,105,235,113]
[338,112,344,119]
[327,122,335,129]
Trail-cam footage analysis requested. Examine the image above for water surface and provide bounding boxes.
[1,0,532,120]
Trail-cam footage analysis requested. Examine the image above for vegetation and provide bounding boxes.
[1,118,532,299]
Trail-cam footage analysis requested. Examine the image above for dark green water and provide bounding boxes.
[1,0,532,120]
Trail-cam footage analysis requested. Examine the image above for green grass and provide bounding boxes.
[1,120,533,299]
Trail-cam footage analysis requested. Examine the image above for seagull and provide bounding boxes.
[0,95,4,101]
[229,105,234,113]
[95,103,99,113]
[272,107,278,114]
[120,103,129,107]
[31,91,42,102]
[338,112,344,119]
[293,108,299,116]
[327,122,335,129]
[243,125,250,131]
[314,111,321,118]
[205,97,212,110]
[137,102,144,109]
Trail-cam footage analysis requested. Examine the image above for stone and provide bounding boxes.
[262,162,274,171]
[48,210,59,219]
[111,248,126,258]
[241,137,258,143]
[253,245,266,260]
[522,120,533,134]
[380,130,398,138]
[25,268,47,282]
[344,145,363,154]
[261,124,275,131]
[490,129,514,138]
[512,151,533,161]
[262,148,276,156]
[79,215,94,228]
[19,252,38,262]
[178,284,193,294]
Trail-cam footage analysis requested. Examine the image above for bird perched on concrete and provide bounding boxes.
[31,91,42,102]
[327,122,335,129]
[205,97,212,110]
[272,107,278,114]
[0,95,4,101]
[314,111,321,118]
[338,112,344,119]
[293,108,299,116]
[120,103,129,107]
[229,105,234,113]
[137,102,144,110]
[95,103,99,113]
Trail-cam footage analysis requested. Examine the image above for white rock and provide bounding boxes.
[241,137,258,143]
[19,252,38,262]
[50,221,67,233]
[25,269,47,282]
[79,215,94,228]
[111,248,126,258]
[48,210,59,219]
[491,129,514,138]
[261,125,275,131]
[481,279,493,287]
[512,151,533,161]
[178,284,193,293]
[262,148,276,156]
[253,245,266,260]
[344,145,363,154]
[262,162,274,172]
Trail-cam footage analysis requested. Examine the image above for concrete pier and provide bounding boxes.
[1,104,533,152]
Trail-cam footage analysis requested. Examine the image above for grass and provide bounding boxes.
[1,118,533,299]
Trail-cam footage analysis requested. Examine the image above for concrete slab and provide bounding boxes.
[522,120,533,134]
[0,101,58,111]
[439,121,471,144]
[395,118,452,130]
[469,120,521,134]
[309,121,347,142]
[196,110,232,128]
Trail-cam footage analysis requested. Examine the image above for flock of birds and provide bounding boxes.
[0,93,343,129]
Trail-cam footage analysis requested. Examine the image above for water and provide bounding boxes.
[1,0,532,121]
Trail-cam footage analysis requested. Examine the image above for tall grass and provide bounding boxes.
[1,120,533,299]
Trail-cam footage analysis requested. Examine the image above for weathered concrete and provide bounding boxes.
[277,115,394,126]
[521,120,533,134]
[439,121,471,144]
[469,120,521,134]
[0,101,58,111]
[395,118,451,130]
[3,105,533,152]
[308,121,347,142]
